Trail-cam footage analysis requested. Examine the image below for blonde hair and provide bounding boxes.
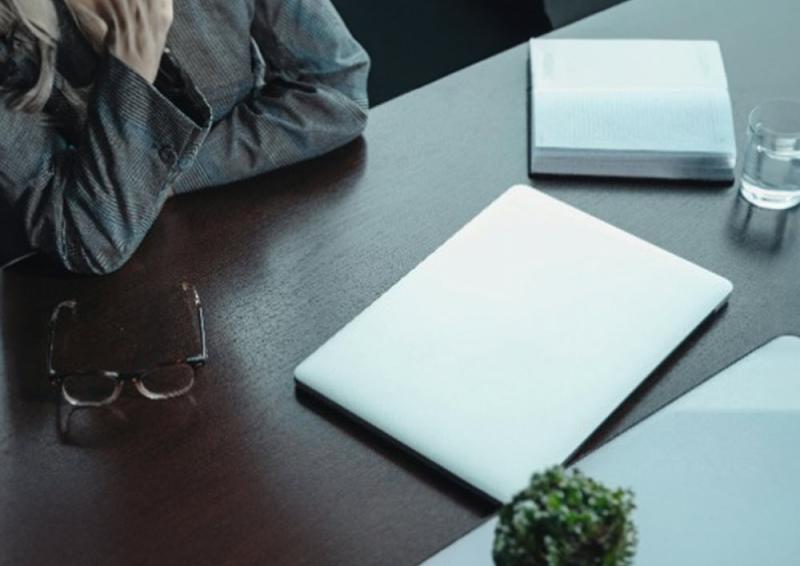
[0,0,59,113]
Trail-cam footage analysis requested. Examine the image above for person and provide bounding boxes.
[0,0,370,274]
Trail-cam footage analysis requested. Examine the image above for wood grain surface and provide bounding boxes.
[1,0,798,564]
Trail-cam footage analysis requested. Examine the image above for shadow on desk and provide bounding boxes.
[727,194,799,254]
[530,172,734,192]
[1,257,67,401]
[295,384,498,514]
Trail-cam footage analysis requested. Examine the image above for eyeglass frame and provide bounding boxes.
[46,283,208,408]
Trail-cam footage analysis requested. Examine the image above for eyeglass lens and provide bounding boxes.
[62,373,122,406]
[137,364,196,400]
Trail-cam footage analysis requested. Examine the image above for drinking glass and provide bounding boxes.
[740,99,800,210]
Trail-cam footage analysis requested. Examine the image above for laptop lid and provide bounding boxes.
[295,185,732,502]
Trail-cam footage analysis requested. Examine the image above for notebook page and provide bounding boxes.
[533,89,735,153]
[530,39,728,91]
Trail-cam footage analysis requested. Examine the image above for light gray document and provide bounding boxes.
[421,335,800,565]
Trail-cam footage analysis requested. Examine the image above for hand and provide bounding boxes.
[65,0,174,84]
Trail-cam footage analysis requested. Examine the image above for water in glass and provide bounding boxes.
[740,99,800,210]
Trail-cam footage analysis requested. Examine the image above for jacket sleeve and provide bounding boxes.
[0,54,211,275]
[174,0,370,193]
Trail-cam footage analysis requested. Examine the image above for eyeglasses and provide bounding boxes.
[47,283,207,408]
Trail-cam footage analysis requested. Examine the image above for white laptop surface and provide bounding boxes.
[421,335,800,565]
[295,185,732,502]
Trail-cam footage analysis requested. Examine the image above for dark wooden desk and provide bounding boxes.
[1,0,798,564]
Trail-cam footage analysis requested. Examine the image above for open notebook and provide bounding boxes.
[421,335,800,565]
[528,39,737,180]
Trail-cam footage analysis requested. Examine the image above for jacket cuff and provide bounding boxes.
[156,50,214,128]
[95,54,213,185]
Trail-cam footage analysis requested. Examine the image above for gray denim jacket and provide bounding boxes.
[0,0,370,274]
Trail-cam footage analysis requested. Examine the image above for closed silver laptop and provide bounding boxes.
[295,185,732,502]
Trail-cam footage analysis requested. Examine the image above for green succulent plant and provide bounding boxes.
[493,466,637,566]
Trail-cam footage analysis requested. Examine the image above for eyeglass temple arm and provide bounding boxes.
[185,286,207,366]
[47,300,77,380]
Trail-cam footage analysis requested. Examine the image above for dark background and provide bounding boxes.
[331,0,625,106]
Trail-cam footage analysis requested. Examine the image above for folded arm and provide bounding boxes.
[0,0,368,273]
[0,55,210,274]
[175,0,370,192]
